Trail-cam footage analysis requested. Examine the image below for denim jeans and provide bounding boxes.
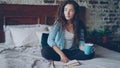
[41,46,95,61]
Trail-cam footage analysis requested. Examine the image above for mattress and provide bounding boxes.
[0,43,120,68]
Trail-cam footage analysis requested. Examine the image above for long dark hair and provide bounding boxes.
[56,0,87,48]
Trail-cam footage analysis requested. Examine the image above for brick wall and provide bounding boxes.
[80,0,120,51]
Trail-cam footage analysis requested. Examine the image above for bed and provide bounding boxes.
[0,4,120,68]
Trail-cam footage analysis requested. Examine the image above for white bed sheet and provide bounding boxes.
[0,44,120,68]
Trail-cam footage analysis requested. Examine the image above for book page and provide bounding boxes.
[54,60,80,66]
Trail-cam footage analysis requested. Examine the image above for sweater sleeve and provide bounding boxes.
[47,20,60,47]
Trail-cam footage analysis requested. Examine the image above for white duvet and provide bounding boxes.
[0,44,120,68]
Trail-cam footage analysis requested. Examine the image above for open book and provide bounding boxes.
[53,60,81,66]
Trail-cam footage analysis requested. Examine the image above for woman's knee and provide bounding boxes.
[77,52,95,60]
[41,47,60,61]
[41,47,52,58]
[86,52,95,59]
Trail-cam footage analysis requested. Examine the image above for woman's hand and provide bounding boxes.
[60,55,70,63]
[80,45,84,51]
[52,46,70,63]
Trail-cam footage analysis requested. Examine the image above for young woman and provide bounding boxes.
[41,0,95,63]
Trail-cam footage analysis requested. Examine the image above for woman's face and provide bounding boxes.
[64,4,75,21]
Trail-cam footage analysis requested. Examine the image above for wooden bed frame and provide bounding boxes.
[0,4,58,42]
[0,4,86,43]
[0,4,58,25]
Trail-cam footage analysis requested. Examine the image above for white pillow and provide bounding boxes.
[4,24,49,46]
[36,31,49,47]
[47,25,53,32]
[39,24,49,31]
[22,32,39,46]
[4,24,40,45]
[5,30,14,46]
[9,27,43,47]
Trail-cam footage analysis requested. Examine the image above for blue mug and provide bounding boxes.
[84,43,95,55]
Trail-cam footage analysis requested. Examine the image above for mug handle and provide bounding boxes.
[92,47,96,53]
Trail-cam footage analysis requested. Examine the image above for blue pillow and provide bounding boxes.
[41,33,49,48]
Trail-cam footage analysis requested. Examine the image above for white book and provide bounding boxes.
[53,60,81,66]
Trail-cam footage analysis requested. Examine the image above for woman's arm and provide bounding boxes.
[47,21,59,47]
[53,45,69,63]
[47,20,69,62]
[79,29,85,51]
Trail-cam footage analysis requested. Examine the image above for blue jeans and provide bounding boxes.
[41,46,95,61]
